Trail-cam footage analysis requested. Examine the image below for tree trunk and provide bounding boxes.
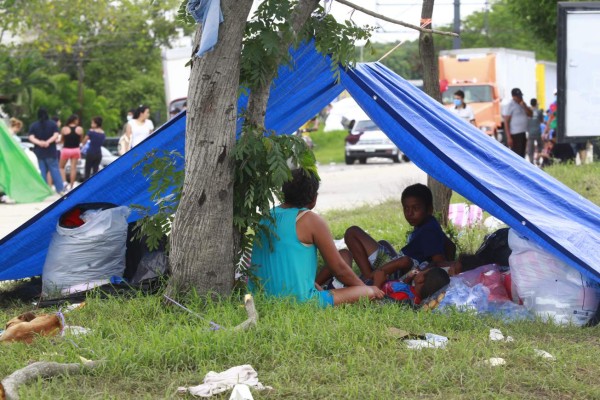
[419,0,452,226]
[168,0,254,296]
[245,0,320,128]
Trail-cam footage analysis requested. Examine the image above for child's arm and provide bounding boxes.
[372,256,413,288]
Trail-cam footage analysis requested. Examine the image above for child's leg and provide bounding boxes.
[330,286,383,305]
[315,249,353,286]
[344,226,380,279]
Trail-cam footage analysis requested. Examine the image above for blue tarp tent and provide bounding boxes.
[2,42,600,285]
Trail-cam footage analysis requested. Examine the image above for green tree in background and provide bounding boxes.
[2,0,185,133]
[361,41,422,80]
[0,49,54,119]
[359,0,558,81]
[31,74,121,133]
[435,0,556,60]
[505,0,576,48]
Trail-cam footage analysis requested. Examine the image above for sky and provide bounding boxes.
[324,0,490,43]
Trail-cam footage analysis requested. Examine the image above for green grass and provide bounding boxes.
[311,129,346,164]
[2,291,600,399]
[2,162,600,399]
[544,162,600,205]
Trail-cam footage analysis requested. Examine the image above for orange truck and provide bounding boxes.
[439,48,537,138]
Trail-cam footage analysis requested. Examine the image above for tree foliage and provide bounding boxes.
[1,0,185,132]
[359,0,559,81]
[504,0,574,48]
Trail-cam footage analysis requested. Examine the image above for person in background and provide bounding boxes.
[28,108,64,194]
[8,118,23,142]
[126,105,154,148]
[118,109,135,156]
[81,116,106,180]
[503,88,532,157]
[59,114,83,190]
[526,98,544,165]
[46,116,62,186]
[451,90,476,126]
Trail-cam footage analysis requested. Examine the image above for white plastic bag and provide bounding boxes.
[508,230,600,326]
[42,206,130,296]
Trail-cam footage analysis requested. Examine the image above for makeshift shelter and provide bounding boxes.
[0,120,53,203]
[1,42,600,289]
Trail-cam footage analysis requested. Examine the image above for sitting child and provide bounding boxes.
[383,267,450,305]
[249,169,384,307]
[341,183,453,288]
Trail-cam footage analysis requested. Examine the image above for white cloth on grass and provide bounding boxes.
[177,364,271,397]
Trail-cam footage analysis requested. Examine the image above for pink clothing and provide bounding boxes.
[60,147,81,160]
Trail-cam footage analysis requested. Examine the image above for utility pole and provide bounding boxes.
[453,0,461,49]
[76,37,85,117]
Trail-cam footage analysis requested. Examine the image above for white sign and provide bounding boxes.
[565,11,600,137]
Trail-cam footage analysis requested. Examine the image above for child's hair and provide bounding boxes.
[92,116,103,127]
[454,90,465,99]
[282,169,319,208]
[9,117,23,131]
[401,183,433,210]
[420,267,450,299]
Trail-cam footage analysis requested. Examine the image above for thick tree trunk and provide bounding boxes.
[168,0,254,296]
[419,0,452,226]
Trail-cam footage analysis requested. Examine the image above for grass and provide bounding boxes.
[311,129,347,165]
[2,291,600,399]
[2,157,600,398]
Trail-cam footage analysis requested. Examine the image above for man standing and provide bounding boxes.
[28,108,65,194]
[526,98,544,165]
[503,88,532,157]
[451,90,476,126]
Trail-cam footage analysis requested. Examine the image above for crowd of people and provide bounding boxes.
[451,87,590,166]
[4,105,154,198]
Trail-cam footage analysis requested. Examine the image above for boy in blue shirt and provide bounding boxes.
[343,183,452,288]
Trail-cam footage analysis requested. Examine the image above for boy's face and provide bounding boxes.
[413,269,429,298]
[402,196,431,227]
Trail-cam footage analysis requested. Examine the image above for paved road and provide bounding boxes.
[315,159,426,212]
[0,159,426,240]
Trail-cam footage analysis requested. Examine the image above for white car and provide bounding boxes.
[66,146,118,181]
[344,119,405,164]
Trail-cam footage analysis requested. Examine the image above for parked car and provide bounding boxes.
[344,119,405,164]
[66,146,118,181]
[103,137,120,155]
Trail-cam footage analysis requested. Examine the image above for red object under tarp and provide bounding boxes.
[60,208,85,228]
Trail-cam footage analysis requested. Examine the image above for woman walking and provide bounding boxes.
[126,105,154,148]
[82,116,106,180]
[59,114,83,190]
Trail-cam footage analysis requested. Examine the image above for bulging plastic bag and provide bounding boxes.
[508,230,600,326]
[438,277,490,312]
[42,206,130,296]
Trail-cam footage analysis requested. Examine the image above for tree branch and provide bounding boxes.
[333,0,459,37]
[1,360,102,400]
[233,294,259,331]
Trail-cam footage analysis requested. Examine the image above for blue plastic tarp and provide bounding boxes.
[0,43,342,281]
[341,62,600,283]
[1,42,600,285]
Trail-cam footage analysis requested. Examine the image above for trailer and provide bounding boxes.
[439,48,537,137]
